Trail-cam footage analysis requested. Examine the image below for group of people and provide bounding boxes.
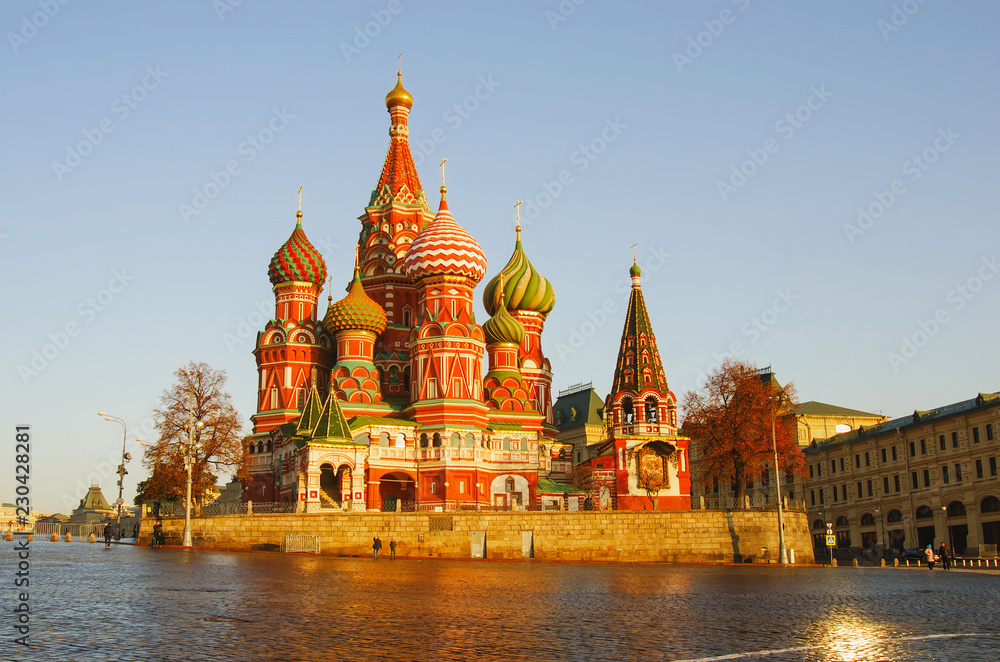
[372,536,397,560]
[102,522,141,547]
[923,542,953,570]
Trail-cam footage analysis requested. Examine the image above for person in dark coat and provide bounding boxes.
[389,538,397,560]
[103,522,113,548]
[373,536,382,559]
[938,542,951,570]
[151,521,163,547]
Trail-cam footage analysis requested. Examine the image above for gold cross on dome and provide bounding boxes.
[397,52,403,75]
[514,200,523,233]
[298,185,303,212]
[439,158,447,187]
[631,243,638,263]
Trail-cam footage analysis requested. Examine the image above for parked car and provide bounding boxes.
[900,548,926,562]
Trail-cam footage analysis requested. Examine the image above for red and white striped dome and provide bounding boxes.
[404,188,487,283]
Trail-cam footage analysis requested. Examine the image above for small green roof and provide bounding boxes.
[348,415,415,430]
[488,422,523,431]
[537,477,585,495]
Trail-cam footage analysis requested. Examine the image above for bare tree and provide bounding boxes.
[144,361,246,510]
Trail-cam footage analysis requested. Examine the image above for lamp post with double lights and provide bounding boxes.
[98,412,133,538]
[181,368,204,548]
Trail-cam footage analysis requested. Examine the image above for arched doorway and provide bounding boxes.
[319,464,341,507]
[379,472,415,511]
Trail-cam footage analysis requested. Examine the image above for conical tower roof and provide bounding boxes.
[482,223,555,317]
[311,391,353,442]
[611,259,669,395]
[371,71,423,205]
[295,385,324,436]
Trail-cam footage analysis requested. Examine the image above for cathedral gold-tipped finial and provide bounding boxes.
[514,200,523,237]
[297,185,303,219]
[439,157,447,197]
[631,243,638,263]
[397,52,402,76]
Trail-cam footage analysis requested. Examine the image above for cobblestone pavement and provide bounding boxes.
[4,542,999,661]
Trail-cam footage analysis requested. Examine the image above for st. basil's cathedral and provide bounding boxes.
[244,71,691,512]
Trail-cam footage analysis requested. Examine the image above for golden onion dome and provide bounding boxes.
[324,267,387,335]
[385,72,413,110]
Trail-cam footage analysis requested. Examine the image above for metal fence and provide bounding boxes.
[696,495,806,511]
[202,501,248,516]
[283,534,321,554]
[32,523,106,539]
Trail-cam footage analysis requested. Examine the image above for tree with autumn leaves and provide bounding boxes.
[682,359,804,504]
[136,362,246,509]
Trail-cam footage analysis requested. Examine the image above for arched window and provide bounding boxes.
[257,441,264,454]
[450,432,461,448]
[394,433,406,448]
[644,397,658,424]
[266,440,272,453]
[947,501,966,517]
[464,433,475,448]
[520,438,529,451]
[248,443,255,455]
[915,505,934,519]
[812,519,824,530]
[379,432,390,448]
[887,509,903,523]
[502,437,511,451]
[505,477,515,492]
[860,513,875,526]
[981,496,1000,513]
[430,481,437,494]
[419,433,429,448]
[622,397,634,424]
[432,433,441,448]
[835,516,849,527]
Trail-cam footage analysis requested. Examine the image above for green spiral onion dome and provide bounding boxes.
[268,212,328,287]
[324,267,387,335]
[483,297,526,346]
[482,231,555,317]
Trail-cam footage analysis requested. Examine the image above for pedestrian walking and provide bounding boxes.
[389,538,396,560]
[938,542,951,570]
[373,536,382,559]
[151,521,162,548]
[924,544,935,570]
[103,522,113,548]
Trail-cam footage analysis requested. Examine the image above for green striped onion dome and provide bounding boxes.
[482,234,555,317]
[268,213,327,287]
[483,300,526,346]
[324,269,387,335]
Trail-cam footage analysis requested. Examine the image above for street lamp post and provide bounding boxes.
[98,412,132,539]
[181,369,203,548]
[769,396,787,564]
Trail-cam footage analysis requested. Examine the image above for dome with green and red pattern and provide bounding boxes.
[268,211,327,287]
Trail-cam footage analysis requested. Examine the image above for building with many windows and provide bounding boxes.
[802,392,1000,557]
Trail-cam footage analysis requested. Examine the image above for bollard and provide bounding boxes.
[50,533,58,542]
[26,534,33,542]
[88,533,95,543]
[831,558,838,567]
[905,559,909,567]
[64,533,72,542]
[852,559,859,568]
[893,558,899,567]
[4,531,11,542]
[880,558,886,567]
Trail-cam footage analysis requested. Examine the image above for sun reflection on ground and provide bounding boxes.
[820,615,889,661]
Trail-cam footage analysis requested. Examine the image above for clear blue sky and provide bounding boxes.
[2,1,997,513]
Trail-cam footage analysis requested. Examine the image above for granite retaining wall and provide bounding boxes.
[145,510,815,564]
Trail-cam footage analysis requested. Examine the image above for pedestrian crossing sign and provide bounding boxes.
[826,535,836,546]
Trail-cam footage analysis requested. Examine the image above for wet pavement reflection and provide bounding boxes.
[8,543,999,661]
